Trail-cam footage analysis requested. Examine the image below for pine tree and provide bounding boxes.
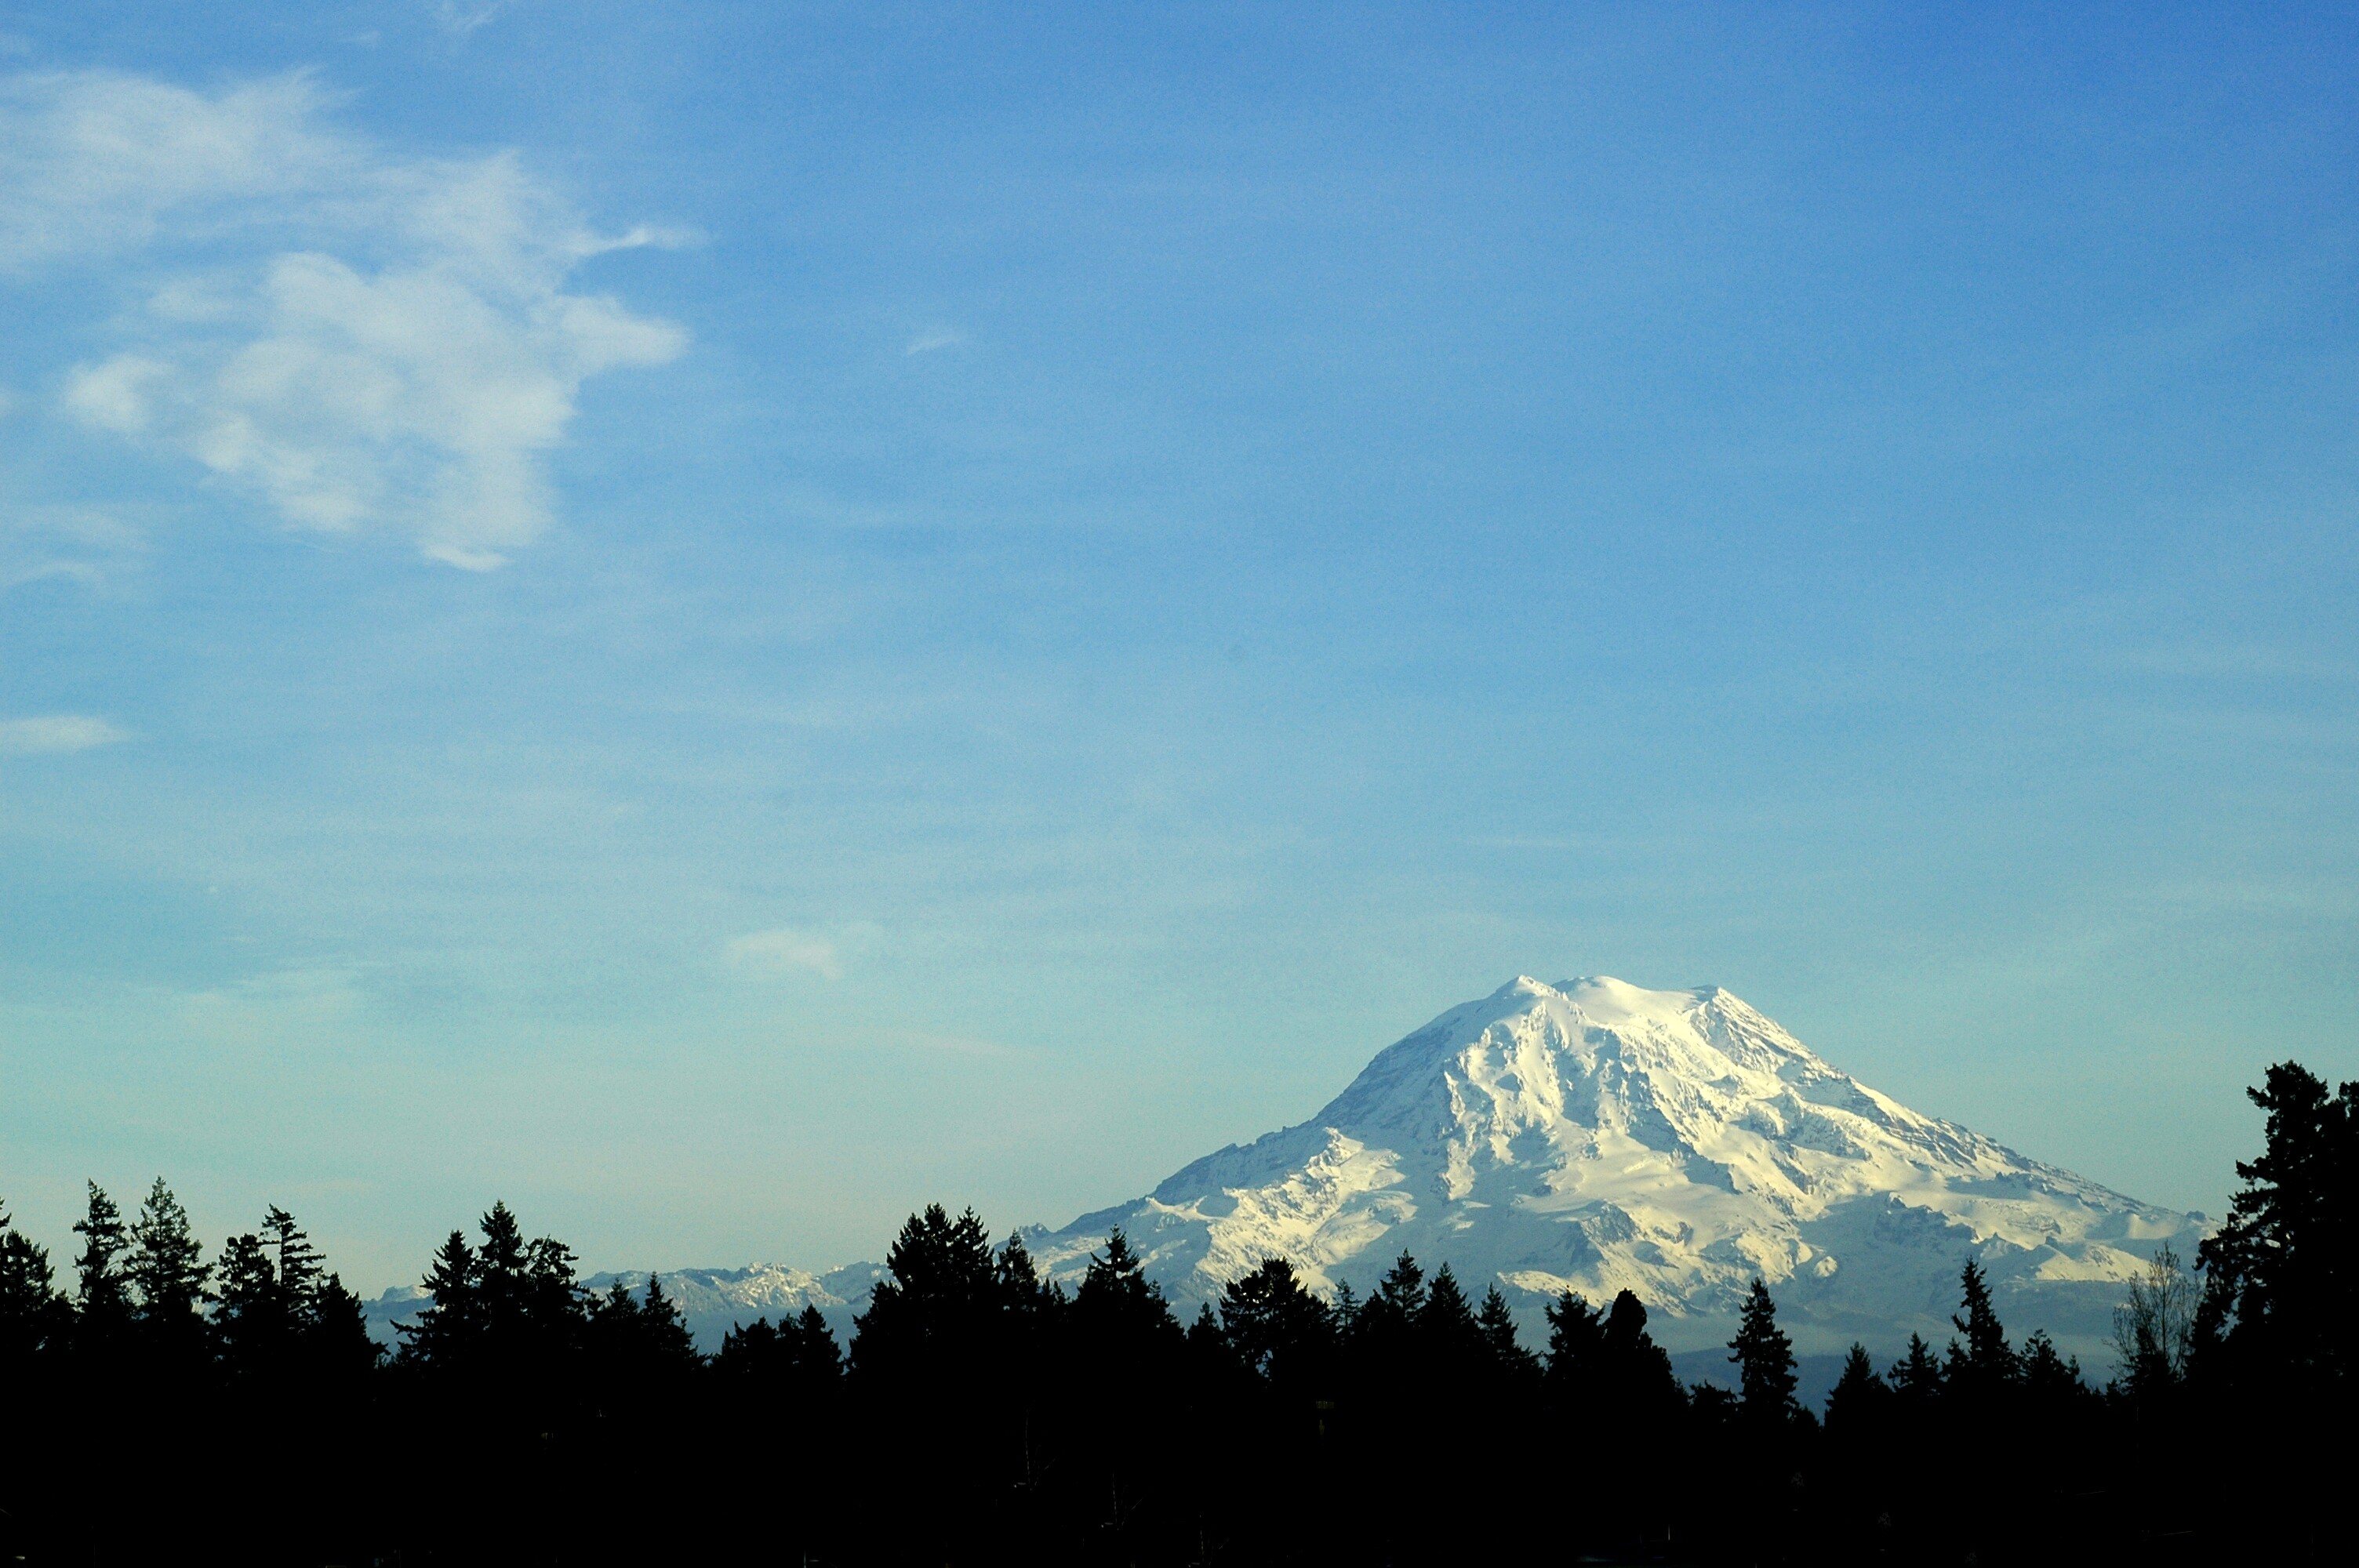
[397,1229,479,1367]
[1074,1229,1179,1347]
[1217,1258,1333,1385]
[306,1268,378,1377]
[637,1275,700,1373]
[1372,1251,1427,1320]
[1728,1276,1799,1427]
[714,1312,775,1374]
[71,1181,133,1349]
[1186,1301,1230,1371]
[2016,1330,2088,1407]
[994,1229,1057,1317]
[1477,1285,1538,1381]
[0,1201,69,1362]
[1943,1258,2016,1398]
[1350,1250,1427,1369]
[128,1178,209,1363]
[789,1303,842,1386]
[1416,1263,1484,1371]
[1544,1290,1605,1398]
[261,1207,322,1306]
[1824,1342,1888,1435]
[213,1230,282,1375]
[2195,1061,2358,1388]
[849,1204,1001,1396]
[1888,1333,1943,1406]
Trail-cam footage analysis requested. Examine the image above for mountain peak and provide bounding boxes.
[1038,971,2201,1363]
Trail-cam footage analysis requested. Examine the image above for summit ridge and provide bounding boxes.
[1027,975,2199,1360]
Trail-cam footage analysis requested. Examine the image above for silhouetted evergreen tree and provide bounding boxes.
[2016,1329,2088,1409]
[1729,1276,1801,1428]
[1218,1256,1333,1387]
[1073,1229,1179,1350]
[71,1181,133,1351]
[395,1228,478,1368]
[1478,1283,1539,1382]
[0,1200,67,1363]
[1354,1250,1426,1350]
[1543,1289,1607,1402]
[847,1206,1023,1562]
[586,1276,698,1383]
[127,1178,209,1369]
[2197,1059,2357,1392]
[851,1203,999,1383]
[1416,1262,1486,1384]
[1888,1332,1943,1406]
[1943,1258,2016,1399]
[1824,1342,1888,1436]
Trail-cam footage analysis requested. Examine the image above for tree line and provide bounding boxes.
[2,1058,2350,1565]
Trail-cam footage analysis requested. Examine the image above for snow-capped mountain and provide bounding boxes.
[1027,976,2201,1363]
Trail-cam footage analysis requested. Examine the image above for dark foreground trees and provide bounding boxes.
[2,1058,2350,1565]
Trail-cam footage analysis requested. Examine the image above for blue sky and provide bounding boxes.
[4,2,2357,1291]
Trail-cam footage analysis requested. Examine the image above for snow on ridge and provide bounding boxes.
[1030,974,2204,1363]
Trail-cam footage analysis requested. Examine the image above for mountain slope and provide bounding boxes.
[1027,975,2200,1362]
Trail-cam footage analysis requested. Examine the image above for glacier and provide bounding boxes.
[1024,975,2201,1367]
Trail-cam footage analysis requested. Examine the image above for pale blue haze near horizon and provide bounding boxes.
[4,2,2357,1293]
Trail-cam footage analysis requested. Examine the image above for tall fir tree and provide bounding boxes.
[1823,1343,1888,1436]
[397,1229,479,1367]
[1074,1230,1180,1348]
[1416,1263,1485,1370]
[2195,1061,2357,1389]
[1544,1290,1606,1399]
[1216,1257,1332,1385]
[1943,1259,2016,1398]
[0,1202,69,1362]
[1728,1277,1800,1427]
[71,1181,133,1349]
[1888,1333,1943,1406]
[1477,1284,1538,1381]
[128,1178,209,1364]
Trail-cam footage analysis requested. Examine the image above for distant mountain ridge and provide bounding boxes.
[365,975,2201,1366]
[363,1260,883,1352]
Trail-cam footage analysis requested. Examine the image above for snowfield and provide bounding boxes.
[1025,976,2201,1363]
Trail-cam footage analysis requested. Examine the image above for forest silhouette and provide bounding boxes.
[1,1059,2349,1566]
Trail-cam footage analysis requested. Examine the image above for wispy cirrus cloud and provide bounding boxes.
[0,71,687,568]
[431,2,511,39]
[0,714,132,755]
[725,927,845,982]
[2,506,147,590]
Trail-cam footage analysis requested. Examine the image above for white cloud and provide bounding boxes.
[432,2,510,38]
[1,71,686,568]
[905,328,965,355]
[2,506,147,590]
[725,927,845,982]
[0,714,132,755]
